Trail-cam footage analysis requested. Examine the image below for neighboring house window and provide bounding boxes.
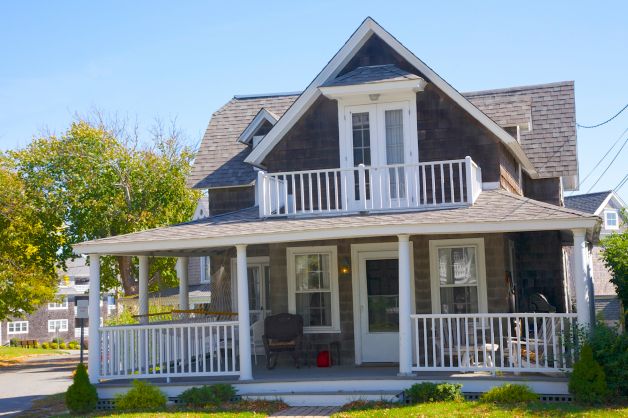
[200,256,210,283]
[48,298,68,310]
[48,319,68,332]
[7,321,28,334]
[604,210,619,230]
[287,246,340,333]
[429,238,487,314]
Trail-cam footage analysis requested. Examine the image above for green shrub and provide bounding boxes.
[569,344,608,404]
[65,363,98,414]
[115,380,167,411]
[41,342,49,349]
[9,338,19,347]
[51,337,64,344]
[32,341,40,348]
[405,382,462,403]
[59,342,67,349]
[480,384,538,404]
[586,322,628,396]
[179,384,237,407]
[49,342,59,349]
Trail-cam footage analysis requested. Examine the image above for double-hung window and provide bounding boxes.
[429,238,487,314]
[604,210,619,230]
[48,319,68,332]
[48,298,68,310]
[287,246,340,332]
[7,321,28,334]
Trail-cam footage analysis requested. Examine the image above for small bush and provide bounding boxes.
[49,342,59,349]
[405,382,462,403]
[32,341,40,348]
[115,380,167,411]
[51,337,64,344]
[586,322,628,396]
[65,363,98,414]
[179,384,237,407]
[59,342,67,349]
[480,384,538,404]
[9,338,19,347]
[41,342,49,349]
[569,344,608,404]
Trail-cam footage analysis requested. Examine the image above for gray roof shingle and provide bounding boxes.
[321,64,420,87]
[75,190,597,253]
[189,82,577,189]
[564,191,612,214]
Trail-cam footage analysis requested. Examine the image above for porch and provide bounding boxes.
[75,189,599,387]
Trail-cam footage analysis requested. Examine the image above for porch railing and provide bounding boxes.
[99,321,239,379]
[410,313,578,373]
[258,156,482,217]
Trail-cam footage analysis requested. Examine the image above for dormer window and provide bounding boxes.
[604,210,619,230]
[238,108,278,148]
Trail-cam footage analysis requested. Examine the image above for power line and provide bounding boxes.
[577,126,628,188]
[577,103,628,129]
[615,172,628,192]
[586,135,628,193]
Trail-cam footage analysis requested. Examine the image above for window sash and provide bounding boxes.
[48,319,68,332]
[8,321,28,334]
[48,298,68,310]
[605,211,618,228]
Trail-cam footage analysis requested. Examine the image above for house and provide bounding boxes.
[1,257,116,346]
[565,190,625,326]
[74,18,600,405]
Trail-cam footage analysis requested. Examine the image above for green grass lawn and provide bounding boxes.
[0,346,65,361]
[333,400,628,417]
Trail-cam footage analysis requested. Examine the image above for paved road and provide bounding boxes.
[0,354,79,416]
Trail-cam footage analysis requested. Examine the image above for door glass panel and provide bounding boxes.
[385,109,405,198]
[247,267,261,311]
[365,259,399,332]
[352,112,371,200]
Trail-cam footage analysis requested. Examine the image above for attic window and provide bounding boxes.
[503,126,520,142]
[238,108,278,147]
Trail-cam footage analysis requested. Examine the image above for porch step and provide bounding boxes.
[244,390,402,406]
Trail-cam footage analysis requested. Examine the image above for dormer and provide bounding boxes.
[238,108,279,148]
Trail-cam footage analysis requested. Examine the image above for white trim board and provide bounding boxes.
[245,17,537,178]
[74,216,598,256]
[237,108,279,145]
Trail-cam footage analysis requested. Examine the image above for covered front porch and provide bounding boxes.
[75,190,598,386]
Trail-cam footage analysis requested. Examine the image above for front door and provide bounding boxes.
[358,250,400,362]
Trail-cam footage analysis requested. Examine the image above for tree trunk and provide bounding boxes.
[117,256,137,295]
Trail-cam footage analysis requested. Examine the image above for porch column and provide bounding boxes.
[88,254,100,383]
[138,256,149,325]
[177,257,189,310]
[572,229,592,328]
[398,234,413,375]
[236,244,253,380]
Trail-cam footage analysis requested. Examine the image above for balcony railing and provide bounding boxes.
[258,156,482,217]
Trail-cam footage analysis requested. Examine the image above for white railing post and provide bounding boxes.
[358,164,367,210]
[88,254,101,383]
[572,229,592,328]
[257,170,267,218]
[236,244,253,380]
[398,234,413,375]
[464,156,474,204]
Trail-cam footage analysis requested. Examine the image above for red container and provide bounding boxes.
[317,350,331,367]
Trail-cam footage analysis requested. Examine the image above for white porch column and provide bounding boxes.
[88,254,101,383]
[572,228,592,328]
[138,256,149,325]
[177,257,190,310]
[398,234,413,375]
[236,244,253,380]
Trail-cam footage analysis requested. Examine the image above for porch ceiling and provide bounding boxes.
[73,190,599,257]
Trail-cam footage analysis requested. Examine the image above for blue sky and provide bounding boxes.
[1,1,626,201]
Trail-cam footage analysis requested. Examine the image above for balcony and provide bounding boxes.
[257,157,482,218]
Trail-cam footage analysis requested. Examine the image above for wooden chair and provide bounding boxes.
[262,313,304,370]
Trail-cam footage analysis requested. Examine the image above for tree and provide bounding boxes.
[9,119,200,295]
[600,226,628,325]
[0,160,58,319]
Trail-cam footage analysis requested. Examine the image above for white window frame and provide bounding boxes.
[48,297,68,310]
[230,256,270,312]
[287,245,340,333]
[604,210,619,230]
[429,237,488,314]
[200,256,210,284]
[7,321,29,334]
[48,319,68,332]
